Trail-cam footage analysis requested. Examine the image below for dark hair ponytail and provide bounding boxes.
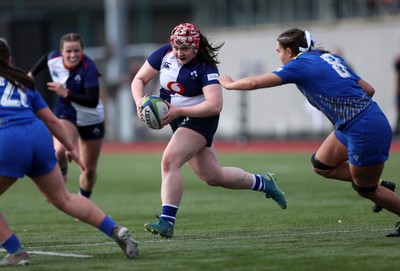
[0,39,35,90]
[196,33,224,66]
[277,28,328,56]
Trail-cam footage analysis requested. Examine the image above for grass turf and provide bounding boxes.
[1,151,400,270]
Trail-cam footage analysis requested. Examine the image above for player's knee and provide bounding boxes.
[311,153,336,177]
[55,147,66,159]
[351,182,378,198]
[196,171,220,186]
[161,155,181,173]
[202,175,220,186]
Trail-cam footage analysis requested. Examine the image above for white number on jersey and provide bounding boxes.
[320,53,351,78]
[0,81,28,107]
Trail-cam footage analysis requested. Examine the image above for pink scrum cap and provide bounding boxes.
[170,23,200,50]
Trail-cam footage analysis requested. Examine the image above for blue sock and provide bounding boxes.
[2,234,22,254]
[160,204,178,225]
[99,216,117,237]
[250,174,265,191]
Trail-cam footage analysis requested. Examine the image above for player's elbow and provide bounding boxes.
[249,80,262,90]
[213,103,223,114]
[209,103,222,115]
[368,88,375,97]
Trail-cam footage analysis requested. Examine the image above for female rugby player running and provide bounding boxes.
[218,28,400,237]
[131,22,287,239]
[28,33,105,200]
[0,39,137,266]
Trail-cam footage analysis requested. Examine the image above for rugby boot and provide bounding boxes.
[262,172,287,209]
[144,215,174,238]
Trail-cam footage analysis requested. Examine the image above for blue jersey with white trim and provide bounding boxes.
[273,51,371,129]
[147,44,220,107]
[0,77,48,129]
[47,51,104,126]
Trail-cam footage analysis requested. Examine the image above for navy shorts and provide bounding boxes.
[55,108,104,140]
[170,115,219,147]
[334,104,392,166]
[0,120,57,178]
[78,122,105,140]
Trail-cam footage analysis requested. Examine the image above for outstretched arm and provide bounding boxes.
[218,72,283,91]
[28,54,48,78]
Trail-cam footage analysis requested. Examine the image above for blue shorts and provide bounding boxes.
[0,120,57,178]
[335,104,392,166]
[170,115,219,147]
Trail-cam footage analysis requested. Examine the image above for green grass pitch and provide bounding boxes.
[2,150,400,270]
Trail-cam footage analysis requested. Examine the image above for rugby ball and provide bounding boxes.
[140,95,169,130]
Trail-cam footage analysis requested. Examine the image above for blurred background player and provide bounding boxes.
[28,33,105,199]
[0,38,137,266]
[392,48,400,136]
[131,22,287,238]
[218,28,400,237]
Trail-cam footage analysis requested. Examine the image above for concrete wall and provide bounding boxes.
[133,17,400,141]
[205,17,400,139]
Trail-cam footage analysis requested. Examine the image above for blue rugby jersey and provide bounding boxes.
[273,51,371,129]
[47,51,104,126]
[147,44,220,107]
[0,77,48,128]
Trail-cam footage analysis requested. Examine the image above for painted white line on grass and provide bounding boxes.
[28,250,92,258]
[28,242,114,249]
[144,227,393,242]
[0,248,91,258]
[1,227,392,258]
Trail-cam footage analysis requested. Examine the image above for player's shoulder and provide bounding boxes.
[197,61,219,76]
[82,55,96,65]
[148,44,173,69]
[81,55,98,70]
[159,44,172,53]
[152,44,173,59]
[149,44,170,55]
[48,51,62,60]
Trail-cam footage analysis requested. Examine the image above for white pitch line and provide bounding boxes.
[28,242,114,249]
[0,248,91,258]
[144,227,392,242]
[27,251,92,258]
[0,227,393,258]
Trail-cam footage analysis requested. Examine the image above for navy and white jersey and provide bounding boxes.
[147,44,220,107]
[47,51,104,126]
[0,77,47,129]
[273,51,371,130]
